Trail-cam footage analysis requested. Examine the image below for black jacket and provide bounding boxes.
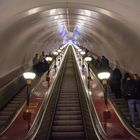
[126,79,138,99]
[110,68,122,84]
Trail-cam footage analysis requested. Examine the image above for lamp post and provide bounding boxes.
[23,72,36,106]
[60,46,64,50]
[85,56,92,78]
[53,51,58,72]
[78,49,82,65]
[97,71,111,106]
[57,49,62,65]
[45,56,53,86]
[60,46,65,54]
[80,51,86,70]
[85,56,92,88]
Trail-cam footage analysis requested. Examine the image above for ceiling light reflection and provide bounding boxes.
[27,7,41,15]
[84,10,91,16]
[50,9,56,15]
[98,9,113,17]
[54,16,59,19]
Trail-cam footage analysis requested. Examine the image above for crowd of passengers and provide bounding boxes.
[82,47,140,127]
[32,51,50,75]
[32,47,140,127]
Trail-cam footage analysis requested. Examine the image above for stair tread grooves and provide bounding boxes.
[57,104,80,107]
[58,101,80,103]
[57,106,80,108]
[50,51,86,139]
[54,117,82,120]
[0,112,13,115]
[59,97,79,99]
[58,99,79,101]
[57,103,80,105]
[3,107,17,110]
[51,131,85,138]
[56,110,81,113]
[54,120,82,125]
[51,131,85,134]
[52,125,84,131]
[56,109,81,111]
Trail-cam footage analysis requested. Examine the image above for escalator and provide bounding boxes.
[27,47,103,140]
[0,74,40,136]
[50,48,86,140]
[0,83,26,135]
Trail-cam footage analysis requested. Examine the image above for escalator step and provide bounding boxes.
[3,107,17,111]
[53,120,82,126]
[51,132,85,140]
[120,108,129,112]
[56,110,81,115]
[0,120,6,125]
[52,125,84,132]
[59,94,79,96]
[57,103,80,107]
[15,95,25,98]
[117,104,128,108]
[13,98,25,101]
[55,115,82,120]
[10,100,22,104]
[59,95,79,98]
[16,95,26,98]
[58,98,79,101]
[0,111,13,116]
[0,116,10,120]
[56,106,80,111]
[7,104,19,107]
[58,101,80,104]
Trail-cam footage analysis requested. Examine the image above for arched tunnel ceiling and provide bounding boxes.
[0,0,140,77]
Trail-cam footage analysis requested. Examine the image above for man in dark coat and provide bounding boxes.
[109,67,122,98]
[99,56,109,70]
[126,74,140,126]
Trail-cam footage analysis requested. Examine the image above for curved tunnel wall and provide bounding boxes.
[0,0,140,79]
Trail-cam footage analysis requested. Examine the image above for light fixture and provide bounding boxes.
[84,57,92,88]
[78,49,82,52]
[80,51,86,55]
[60,47,63,50]
[45,56,53,62]
[53,51,58,56]
[57,49,62,53]
[85,57,92,62]
[23,72,36,106]
[53,51,58,72]
[23,72,36,80]
[97,70,111,106]
[97,72,110,80]
[80,51,86,69]
[45,56,53,86]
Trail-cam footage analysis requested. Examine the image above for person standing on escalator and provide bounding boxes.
[109,67,122,98]
[126,74,140,126]
[32,53,39,74]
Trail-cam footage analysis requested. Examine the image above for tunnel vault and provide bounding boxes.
[0,1,140,81]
